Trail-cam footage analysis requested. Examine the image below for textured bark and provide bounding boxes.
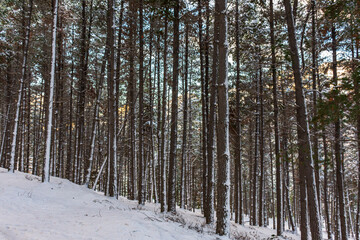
[167,0,179,214]
[283,0,323,238]
[215,0,230,236]
[85,49,107,188]
[355,18,360,240]
[66,56,74,180]
[74,0,88,184]
[252,66,259,226]
[180,23,189,209]
[128,0,137,200]
[311,0,321,211]
[258,58,264,227]
[206,0,218,224]
[9,0,33,173]
[332,23,348,240]
[322,131,332,239]
[106,0,117,197]
[198,0,208,216]
[43,0,59,182]
[160,13,168,212]
[270,0,283,234]
[138,0,145,205]
[234,0,242,225]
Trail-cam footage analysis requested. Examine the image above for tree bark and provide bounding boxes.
[283,0,323,238]
[167,0,180,213]
[215,0,230,236]
[43,0,59,182]
[9,0,33,173]
[138,0,145,205]
[234,0,242,225]
[332,22,348,240]
[270,0,283,234]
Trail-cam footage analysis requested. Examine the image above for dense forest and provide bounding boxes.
[0,0,359,238]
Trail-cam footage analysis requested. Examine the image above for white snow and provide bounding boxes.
[0,168,300,240]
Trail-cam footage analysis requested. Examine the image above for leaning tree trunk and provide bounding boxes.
[283,0,323,239]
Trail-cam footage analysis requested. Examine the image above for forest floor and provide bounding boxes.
[0,168,300,240]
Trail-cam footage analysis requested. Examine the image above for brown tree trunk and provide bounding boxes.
[283,0,322,238]
[234,0,242,225]
[270,0,283,234]
[138,0,145,205]
[332,22,348,240]
[215,0,230,236]
[167,0,180,214]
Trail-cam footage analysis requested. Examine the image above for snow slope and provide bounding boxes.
[0,168,299,240]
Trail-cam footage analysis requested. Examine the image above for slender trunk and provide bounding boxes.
[180,23,189,209]
[206,0,218,224]
[160,13,168,212]
[355,20,360,240]
[85,53,107,187]
[311,0,321,212]
[258,57,264,227]
[107,0,117,197]
[252,69,259,226]
[332,22,348,240]
[167,0,180,213]
[198,0,208,216]
[322,130,332,239]
[43,0,59,182]
[128,0,137,200]
[138,0,145,205]
[234,0,242,225]
[270,0,283,234]
[283,0,322,238]
[9,0,33,173]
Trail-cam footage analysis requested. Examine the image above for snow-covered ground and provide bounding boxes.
[0,168,299,240]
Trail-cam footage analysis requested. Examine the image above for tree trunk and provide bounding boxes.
[322,130,332,239]
[283,0,322,238]
[43,0,59,182]
[138,0,145,205]
[9,0,33,173]
[332,22,348,240]
[198,0,208,216]
[234,0,242,225]
[215,0,230,236]
[128,0,137,200]
[160,12,168,212]
[270,0,283,234]
[167,0,180,213]
[180,23,189,209]
[106,0,117,197]
[258,56,264,227]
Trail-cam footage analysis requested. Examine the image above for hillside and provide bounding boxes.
[0,168,299,240]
